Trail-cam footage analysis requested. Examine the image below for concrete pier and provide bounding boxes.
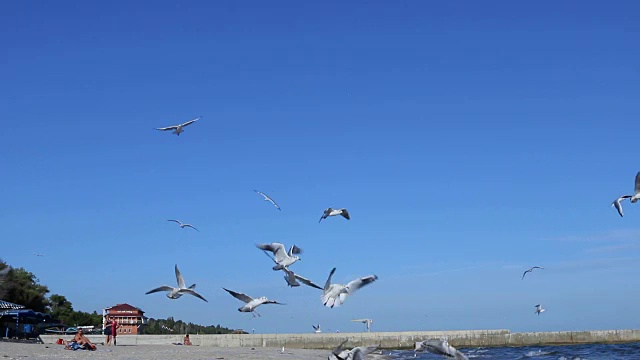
[39,329,640,349]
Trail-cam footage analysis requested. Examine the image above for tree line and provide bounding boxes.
[0,260,241,333]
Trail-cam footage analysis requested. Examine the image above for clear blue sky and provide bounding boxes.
[1,1,639,334]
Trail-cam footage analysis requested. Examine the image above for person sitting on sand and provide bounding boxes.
[64,329,96,350]
[183,334,192,346]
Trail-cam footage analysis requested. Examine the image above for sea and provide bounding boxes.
[385,342,640,359]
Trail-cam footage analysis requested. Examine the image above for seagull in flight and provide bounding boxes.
[282,267,323,290]
[329,339,382,360]
[322,268,378,308]
[167,219,199,232]
[257,242,302,270]
[319,208,350,223]
[222,288,285,317]
[629,171,640,203]
[32,253,45,257]
[415,339,469,360]
[145,264,208,302]
[612,195,632,217]
[254,190,281,211]
[155,116,201,136]
[312,324,321,333]
[535,304,545,315]
[521,266,544,280]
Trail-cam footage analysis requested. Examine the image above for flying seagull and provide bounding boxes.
[312,324,321,333]
[167,219,199,232]
[629,171,640,203]
[145,264,208,302]
[612,195,632,217]
[329,339,382,360]
[282,267,323,290]
[254,190,281,211]
[351,318,373,332]
[415,339,469,360]
[521,266,544,280]
[322,267,378,308]
[32,253,45,257]
[319,208,350,223]
[222,288,285,317]
[257,242,302,270]
[155,116,201,136]
[535,304,545,315]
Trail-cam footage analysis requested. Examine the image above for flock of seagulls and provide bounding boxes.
[143,117,619,356]
[145,118,378,338]
[611,171,640,217]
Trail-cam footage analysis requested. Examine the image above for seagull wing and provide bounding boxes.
[254,190,281,210]
[145,286,174,295]
[350,346,379,360]
[175,264,187,289]
[263,299,286,306]
[223,288,254,303]
[521,269,531,280]
[156,126,178,131]
[181,288,208,302]
[167,219,183,226]
[331,339,349,357]
[293,272,323,290]
[257,243,287,263]
[636,171,640,194]
[183,224,199,232]
[324,267,337,291]
[179,117,201,127]
[340,209,350,220]
[288,244,303,256]
[345,274,378,295]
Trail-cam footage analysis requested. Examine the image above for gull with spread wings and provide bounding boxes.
[155,116,201,136]
[257,242,302,270]
[415,339,469,360]
[167,219,199,232]
[319,208,350,223]
[145,264,207,302]
[322,268,378,308]
[254,190,281,211]
[521,266,544,280]
[222,288,285,317]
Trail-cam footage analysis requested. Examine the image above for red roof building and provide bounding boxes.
[103,303,148,335]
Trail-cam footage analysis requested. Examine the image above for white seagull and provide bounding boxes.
[145,264,208,302]
[254,190,281,211]
[415,339,469,360]
[322,268,378,308]
[312,324,322,333]
[155,116,201,136]
[282,267,323,290]
[612,195,632,217]
[329,340,381,360]
[521,266,544,280]
[222,288,285,317]
[257,242,302,270]
[630,171,640,203]
[319,208,350,223]
[351,318,373,332]
[167,219,199,232]
[535,304,545,315]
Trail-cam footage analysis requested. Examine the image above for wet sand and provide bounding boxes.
[0,342,328,360]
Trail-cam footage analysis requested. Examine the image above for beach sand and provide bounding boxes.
[0,342,329,360]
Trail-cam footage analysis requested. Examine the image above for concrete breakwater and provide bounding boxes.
[39,329,640,350]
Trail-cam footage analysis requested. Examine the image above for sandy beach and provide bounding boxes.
[0,342,329,360]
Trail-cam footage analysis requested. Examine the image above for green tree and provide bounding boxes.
[3,266,50,312]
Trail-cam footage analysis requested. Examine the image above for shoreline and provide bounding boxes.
[36,329,640,350]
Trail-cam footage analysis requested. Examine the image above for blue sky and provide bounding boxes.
[1,1,640,334]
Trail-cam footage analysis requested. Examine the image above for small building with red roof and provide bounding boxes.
[102,303,148,335]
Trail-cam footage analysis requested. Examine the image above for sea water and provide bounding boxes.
[386,342,640,359]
